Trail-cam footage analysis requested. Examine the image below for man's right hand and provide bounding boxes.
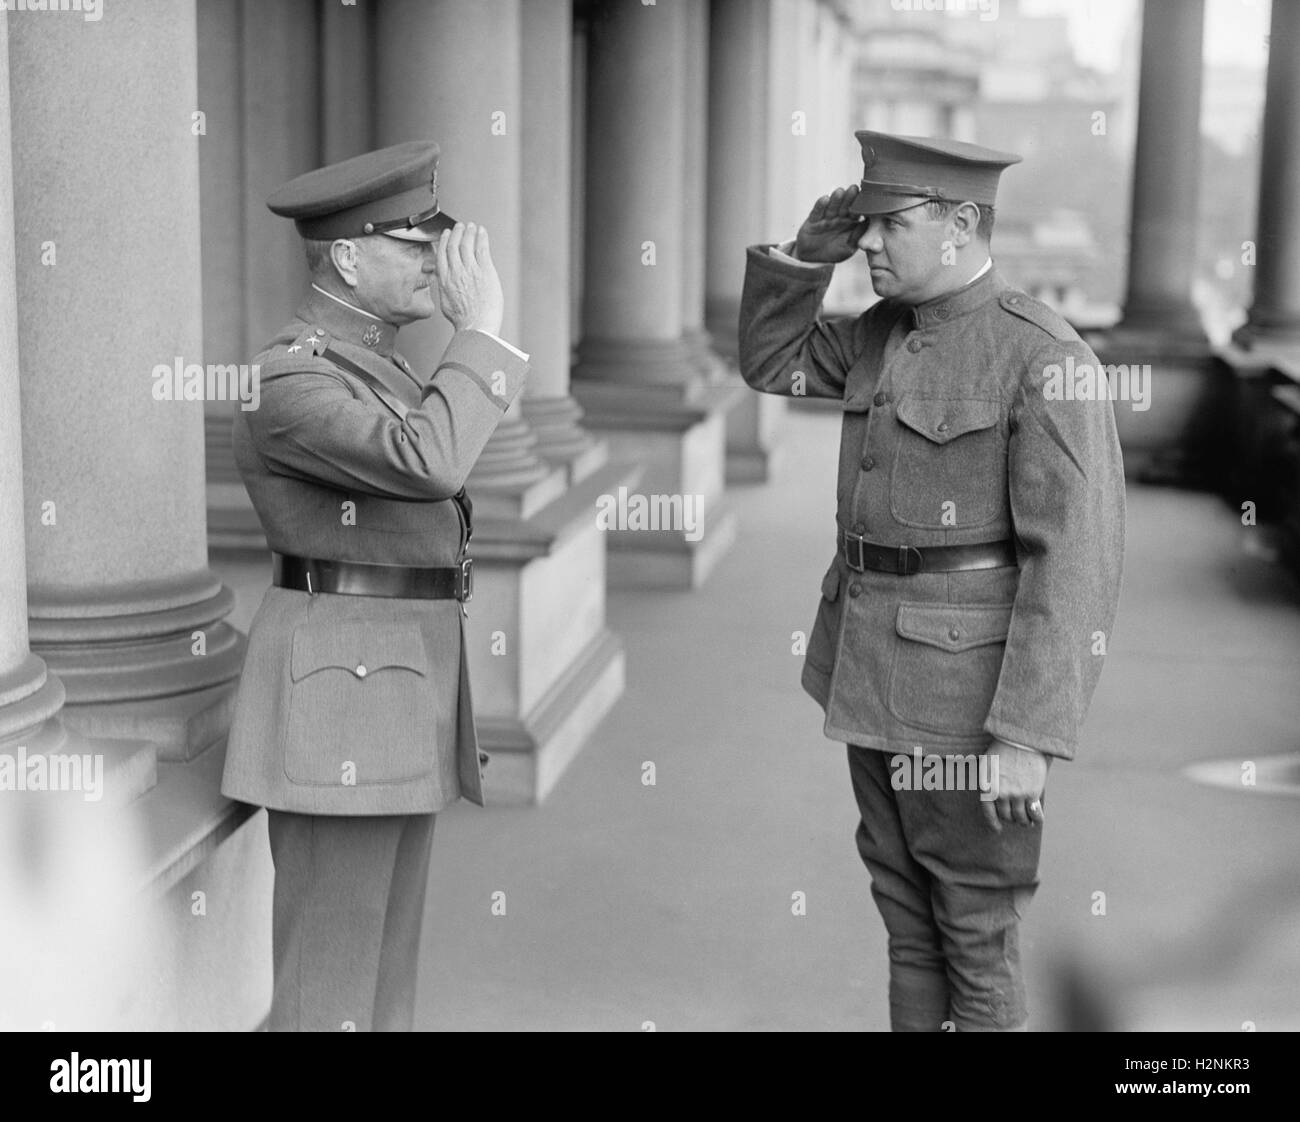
[794,184,866,264]
[435,222,505,337]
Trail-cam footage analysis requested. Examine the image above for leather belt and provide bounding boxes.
[837,529,1016,575]
[272,552,473,602]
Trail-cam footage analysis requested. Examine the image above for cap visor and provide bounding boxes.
[848,189,930,217]
[384,210,457,241]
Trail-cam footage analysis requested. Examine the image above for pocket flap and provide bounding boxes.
[895,397,1001,444]
[291,621,429,681]
[895,602,1013,652]
[820,563,842,602]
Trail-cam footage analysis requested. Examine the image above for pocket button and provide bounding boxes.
[355,664,368,678]
[948,627,961,642]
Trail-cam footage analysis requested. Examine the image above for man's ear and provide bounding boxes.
[329,239,360,288]
[949,201,980,248]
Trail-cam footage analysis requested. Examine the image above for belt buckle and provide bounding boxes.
[843,531,866,573]
[897,545,923,576]
[458,557,474,603]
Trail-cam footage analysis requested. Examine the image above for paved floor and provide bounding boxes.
[217,408,1300,1031]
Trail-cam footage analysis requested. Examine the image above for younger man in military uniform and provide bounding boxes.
[222,141,529,1031]
[738,132,1125,1030]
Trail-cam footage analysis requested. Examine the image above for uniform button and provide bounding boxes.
[935,304,950,320]
[1006,295,1020,305]
[860,455,875,471]
[355,664,368,678]
[853,521,866,534]
[936,421,950,433]
[873,392,887,407]
[907,338,922,353]
[849,583,863,598]
[948,627,960,642]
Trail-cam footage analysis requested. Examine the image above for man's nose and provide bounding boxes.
[857,222,882,252]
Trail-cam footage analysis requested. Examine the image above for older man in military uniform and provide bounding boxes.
[738,132,1125,1031]
[221,141,529,1031]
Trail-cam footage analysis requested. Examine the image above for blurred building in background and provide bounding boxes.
[0,0,1297,1030]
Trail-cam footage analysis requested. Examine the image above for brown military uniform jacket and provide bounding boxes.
[739,247,1125,760]
[221,288,528,814]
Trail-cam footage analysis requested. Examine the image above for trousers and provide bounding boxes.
[266,809,437,1031]
[847,745,1042,1031]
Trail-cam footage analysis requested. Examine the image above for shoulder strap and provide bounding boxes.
[322,345,410,421]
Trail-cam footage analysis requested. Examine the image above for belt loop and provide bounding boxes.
[898,545,923,576]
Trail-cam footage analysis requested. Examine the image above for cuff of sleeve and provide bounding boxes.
[438,329,530,412]
[472,328,530,362]
[769,240,825,269]
[746,243,835,282]
[985,716,1076,762]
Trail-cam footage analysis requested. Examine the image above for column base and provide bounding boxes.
[3,712,158,808]
[606,498,739,588]
[479,629,626,805]
[524,395,610,484]
[1086,325,1227,489]
[571,378,742,588]
[465,462,636,804]
[60,679,239,763]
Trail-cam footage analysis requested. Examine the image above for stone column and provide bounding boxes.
[10,0,243,761]
[1234,0,1300,350]
[518,0,605,484]
[374,0,563,521]
[1117,0,1206,340]
[706,0,786,484]
[374,0,625,801]
[1097,0,1221,487]
[681,0,723,383]
[203,0,321,551]
[574,0,739,586]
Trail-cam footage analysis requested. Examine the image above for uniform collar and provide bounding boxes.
[300,284,399,357]
[908,258,1004,330]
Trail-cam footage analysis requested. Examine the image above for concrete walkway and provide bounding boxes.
[217,408,1300,1031]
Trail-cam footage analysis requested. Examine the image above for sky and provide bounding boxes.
[1026,0,1272,73]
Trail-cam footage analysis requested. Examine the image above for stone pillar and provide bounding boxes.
[574,0,739,586]
[706,0,786,484]
[10,0,243,760]
[374,0,625,801]
[681,0,723,383]
[1096,0,1222,487]
[1234,0,1300,350]
[1117,0,1206,340]
[203,0,321,551]
[518,0,605,484]
[375,0,563,521]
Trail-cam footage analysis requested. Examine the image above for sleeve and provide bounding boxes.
[983,338,1127,760]
[245,329,529,501]
[737,244,862,400]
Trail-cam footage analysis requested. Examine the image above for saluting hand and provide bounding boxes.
[436,222,505,337]
[981,739,1050,833]
[794,184,866,263]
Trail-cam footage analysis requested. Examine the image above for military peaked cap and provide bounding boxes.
[849,131,1022,216]
[267,140,456,241]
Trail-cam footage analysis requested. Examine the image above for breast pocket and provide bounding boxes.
[887,602,1013,736]
[890,397,1005,529]
[284,621,436,787]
